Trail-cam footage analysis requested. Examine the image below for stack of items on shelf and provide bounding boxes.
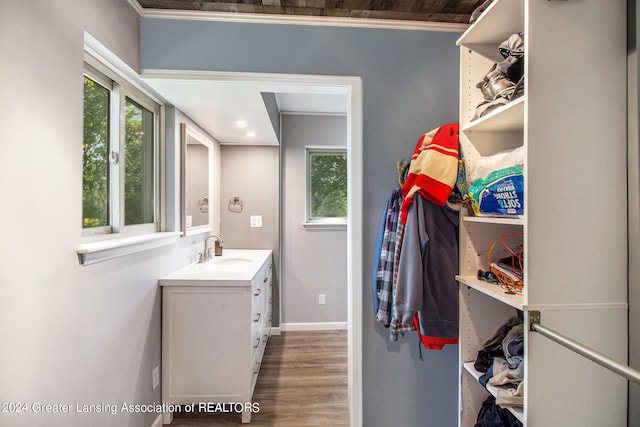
[464,28,525,218]
[475,396,522,427]
[372,123,467,350]
[474,316,524,426]
[473,32,524,120]
[467,155,524,217]
[483,232,524,295]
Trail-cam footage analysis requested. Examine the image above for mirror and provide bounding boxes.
[181,123,213,236]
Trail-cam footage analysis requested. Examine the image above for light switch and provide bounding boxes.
[250,215,263,228]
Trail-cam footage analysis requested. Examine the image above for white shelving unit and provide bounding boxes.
[456,1,628,426]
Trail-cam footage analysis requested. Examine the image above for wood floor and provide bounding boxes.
[168,330,348,426]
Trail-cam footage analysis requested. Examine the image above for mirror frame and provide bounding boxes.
[180,122,213,236]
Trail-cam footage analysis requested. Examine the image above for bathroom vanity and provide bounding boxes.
[159,249,273,424]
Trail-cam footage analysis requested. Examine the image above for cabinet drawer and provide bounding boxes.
[251,284,264,319]
[251,323,269,361]
[252,327,269,365]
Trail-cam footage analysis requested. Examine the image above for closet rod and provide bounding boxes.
[529,311,640,385]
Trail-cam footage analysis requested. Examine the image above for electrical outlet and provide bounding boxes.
[152,366,160,390]
[250,215,263,228]
[319,294,326,305]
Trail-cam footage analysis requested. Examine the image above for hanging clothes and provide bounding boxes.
[400,123,460,223]
[372,188,404,328]
[395,193,459,349]
[372,122,461,350]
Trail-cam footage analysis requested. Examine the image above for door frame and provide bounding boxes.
[270,73,363,426]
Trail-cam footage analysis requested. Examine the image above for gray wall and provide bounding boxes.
[142,19,461,426]
[281,114,348,326]
[220,145,280,324]
[219,115,348,329]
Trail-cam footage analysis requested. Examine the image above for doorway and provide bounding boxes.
[142,70,363,426]
[271,74,363,426]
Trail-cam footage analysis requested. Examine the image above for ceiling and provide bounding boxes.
[142,74,349,145]
[135,0,484,24]
[136,1,478,145]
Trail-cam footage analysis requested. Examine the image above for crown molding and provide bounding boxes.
[126,0,144,15]
[126,1,468,33]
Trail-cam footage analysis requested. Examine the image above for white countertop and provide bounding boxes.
[159,249,272,287]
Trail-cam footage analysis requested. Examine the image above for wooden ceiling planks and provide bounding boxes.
[136,0,485,23]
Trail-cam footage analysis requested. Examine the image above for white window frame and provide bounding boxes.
[304,146,348,228]
[78,34,177,265]
[82,56,161,237]
[81,65,114,237]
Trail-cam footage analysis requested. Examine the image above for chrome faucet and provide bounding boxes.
[203,234,223,261]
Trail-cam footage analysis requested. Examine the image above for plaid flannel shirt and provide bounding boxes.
[374,189,416,339]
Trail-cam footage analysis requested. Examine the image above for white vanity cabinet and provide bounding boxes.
[457,1,628,426]
[159,250,273,424]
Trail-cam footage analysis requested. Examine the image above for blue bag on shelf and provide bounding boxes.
[468,165,524,216]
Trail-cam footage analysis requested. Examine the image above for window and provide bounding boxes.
[124,98,156,226]
[305,147,348,224]
[82,59,160,237]
[82,73,110,230]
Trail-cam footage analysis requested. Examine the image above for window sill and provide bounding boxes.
[302,222,347,230]
[77,231,181,266]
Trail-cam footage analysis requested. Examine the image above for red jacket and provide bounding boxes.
[400,123,459,224]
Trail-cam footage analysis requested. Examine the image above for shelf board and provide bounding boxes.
[457,0,524,48]
[463,216,524,226]
[462,96,524,134]
[463,362,524,424]
[457,275,525,310]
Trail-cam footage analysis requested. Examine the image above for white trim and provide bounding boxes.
[180,123,215,237]
[82,34,174,260]
[306,145,347,151]
[139,70,363,427]
[281,322,348,331]
[305,145,348,224]
[141,69,353,89]
[84,32,166,105]
[302,222,347,230]
[134,5,468,33]
[270,326,282,336]
[280,111,347,117]
[77,232,181,265]
[126,0,144,15]
[150,413,163,427]
[348,77,363,427]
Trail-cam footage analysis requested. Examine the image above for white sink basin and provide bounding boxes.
[159,249,272,286]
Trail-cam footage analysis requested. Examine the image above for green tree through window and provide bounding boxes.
[82,76,110,229]
[82,61,159,236]
[125,99,155,225]
[308,150,347,220]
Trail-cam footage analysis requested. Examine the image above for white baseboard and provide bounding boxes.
[281,322,347,331]
[151,413,163,427]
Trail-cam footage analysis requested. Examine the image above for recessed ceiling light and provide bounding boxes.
[246,132,255,138]
[236,120,247,128]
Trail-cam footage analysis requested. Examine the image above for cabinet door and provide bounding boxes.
[163,287,251,401]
